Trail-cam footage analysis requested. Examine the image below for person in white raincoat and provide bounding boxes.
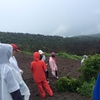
[81,55,88,65]
[0,43,30,100]
[38,50,46,61]
[49,52,59,79]
[9,43,23,74]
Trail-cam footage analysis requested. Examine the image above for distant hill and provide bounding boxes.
[88,33,100,37]
[73,33,100,38]
[0,31,100,55]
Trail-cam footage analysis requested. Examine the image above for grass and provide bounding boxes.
[21,51,83,60]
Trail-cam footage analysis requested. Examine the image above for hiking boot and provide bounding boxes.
[56,76,59,79]
[47,80,49,83]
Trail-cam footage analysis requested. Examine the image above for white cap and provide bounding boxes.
[38,50,44,54]
[83,55,88,58]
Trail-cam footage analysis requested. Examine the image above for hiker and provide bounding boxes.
[81,55,88,65]
[49,52,59,79]
[0,43,30,100]
[38,50,46,61]
[9,43,23,74]
[30,52,53,98]
[38,50,49,83]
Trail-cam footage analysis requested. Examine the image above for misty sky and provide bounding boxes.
[0,0,100,37]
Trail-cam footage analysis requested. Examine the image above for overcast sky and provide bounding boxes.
[0,0,100,37]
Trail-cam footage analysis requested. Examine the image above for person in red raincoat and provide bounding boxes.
[30,52,53,98]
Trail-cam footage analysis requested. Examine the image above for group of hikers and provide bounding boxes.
[0,43,59,100]
[1,42,100,100]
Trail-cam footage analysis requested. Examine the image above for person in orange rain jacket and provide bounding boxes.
[30,52,53,98]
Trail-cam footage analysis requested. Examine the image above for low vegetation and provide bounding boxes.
[55,54,100,98]
[1,31,100,98]
[1,32,100,55]
[57,52,82,60]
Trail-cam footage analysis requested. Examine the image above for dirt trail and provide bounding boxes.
[16,53,92,100]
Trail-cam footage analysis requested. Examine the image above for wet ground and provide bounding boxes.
[16,53,92,100]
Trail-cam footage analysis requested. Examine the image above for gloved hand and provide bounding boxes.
[20,69,23,74]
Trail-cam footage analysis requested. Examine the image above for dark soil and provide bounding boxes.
[16,53,92,100]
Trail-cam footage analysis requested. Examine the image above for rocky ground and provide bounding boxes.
[16,53,92,100]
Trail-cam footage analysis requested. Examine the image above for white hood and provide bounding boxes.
[0,43,30,100]
[0,43,12,64]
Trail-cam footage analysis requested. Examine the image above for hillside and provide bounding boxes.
[73,33,100,38]
[16,53,92,100]
[0,31,100,55]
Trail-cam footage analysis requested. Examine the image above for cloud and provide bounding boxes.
[51,25,70,37]
[95,8,100,15]
[81,25,100,35]
[97,25,100,32]
[0,0,100,37]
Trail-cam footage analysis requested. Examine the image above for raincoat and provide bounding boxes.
[9,56,23,74]
[41,55,46,61]
[93,73,100,100]
[49,56,58,76]
[0,43,30,100]
[30,52,53,98]
[81,55,88,65]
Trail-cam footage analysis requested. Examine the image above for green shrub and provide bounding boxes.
[55,54,100,97]
[79,54,100,82]
[55,76,81,92]
[77,54,100,97]
[57,52,82,60]
[77,77,95,97]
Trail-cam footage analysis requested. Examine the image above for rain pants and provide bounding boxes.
[30,52,53,98]
[0,43,30,100]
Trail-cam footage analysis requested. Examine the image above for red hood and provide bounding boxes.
[33,52,40,61]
